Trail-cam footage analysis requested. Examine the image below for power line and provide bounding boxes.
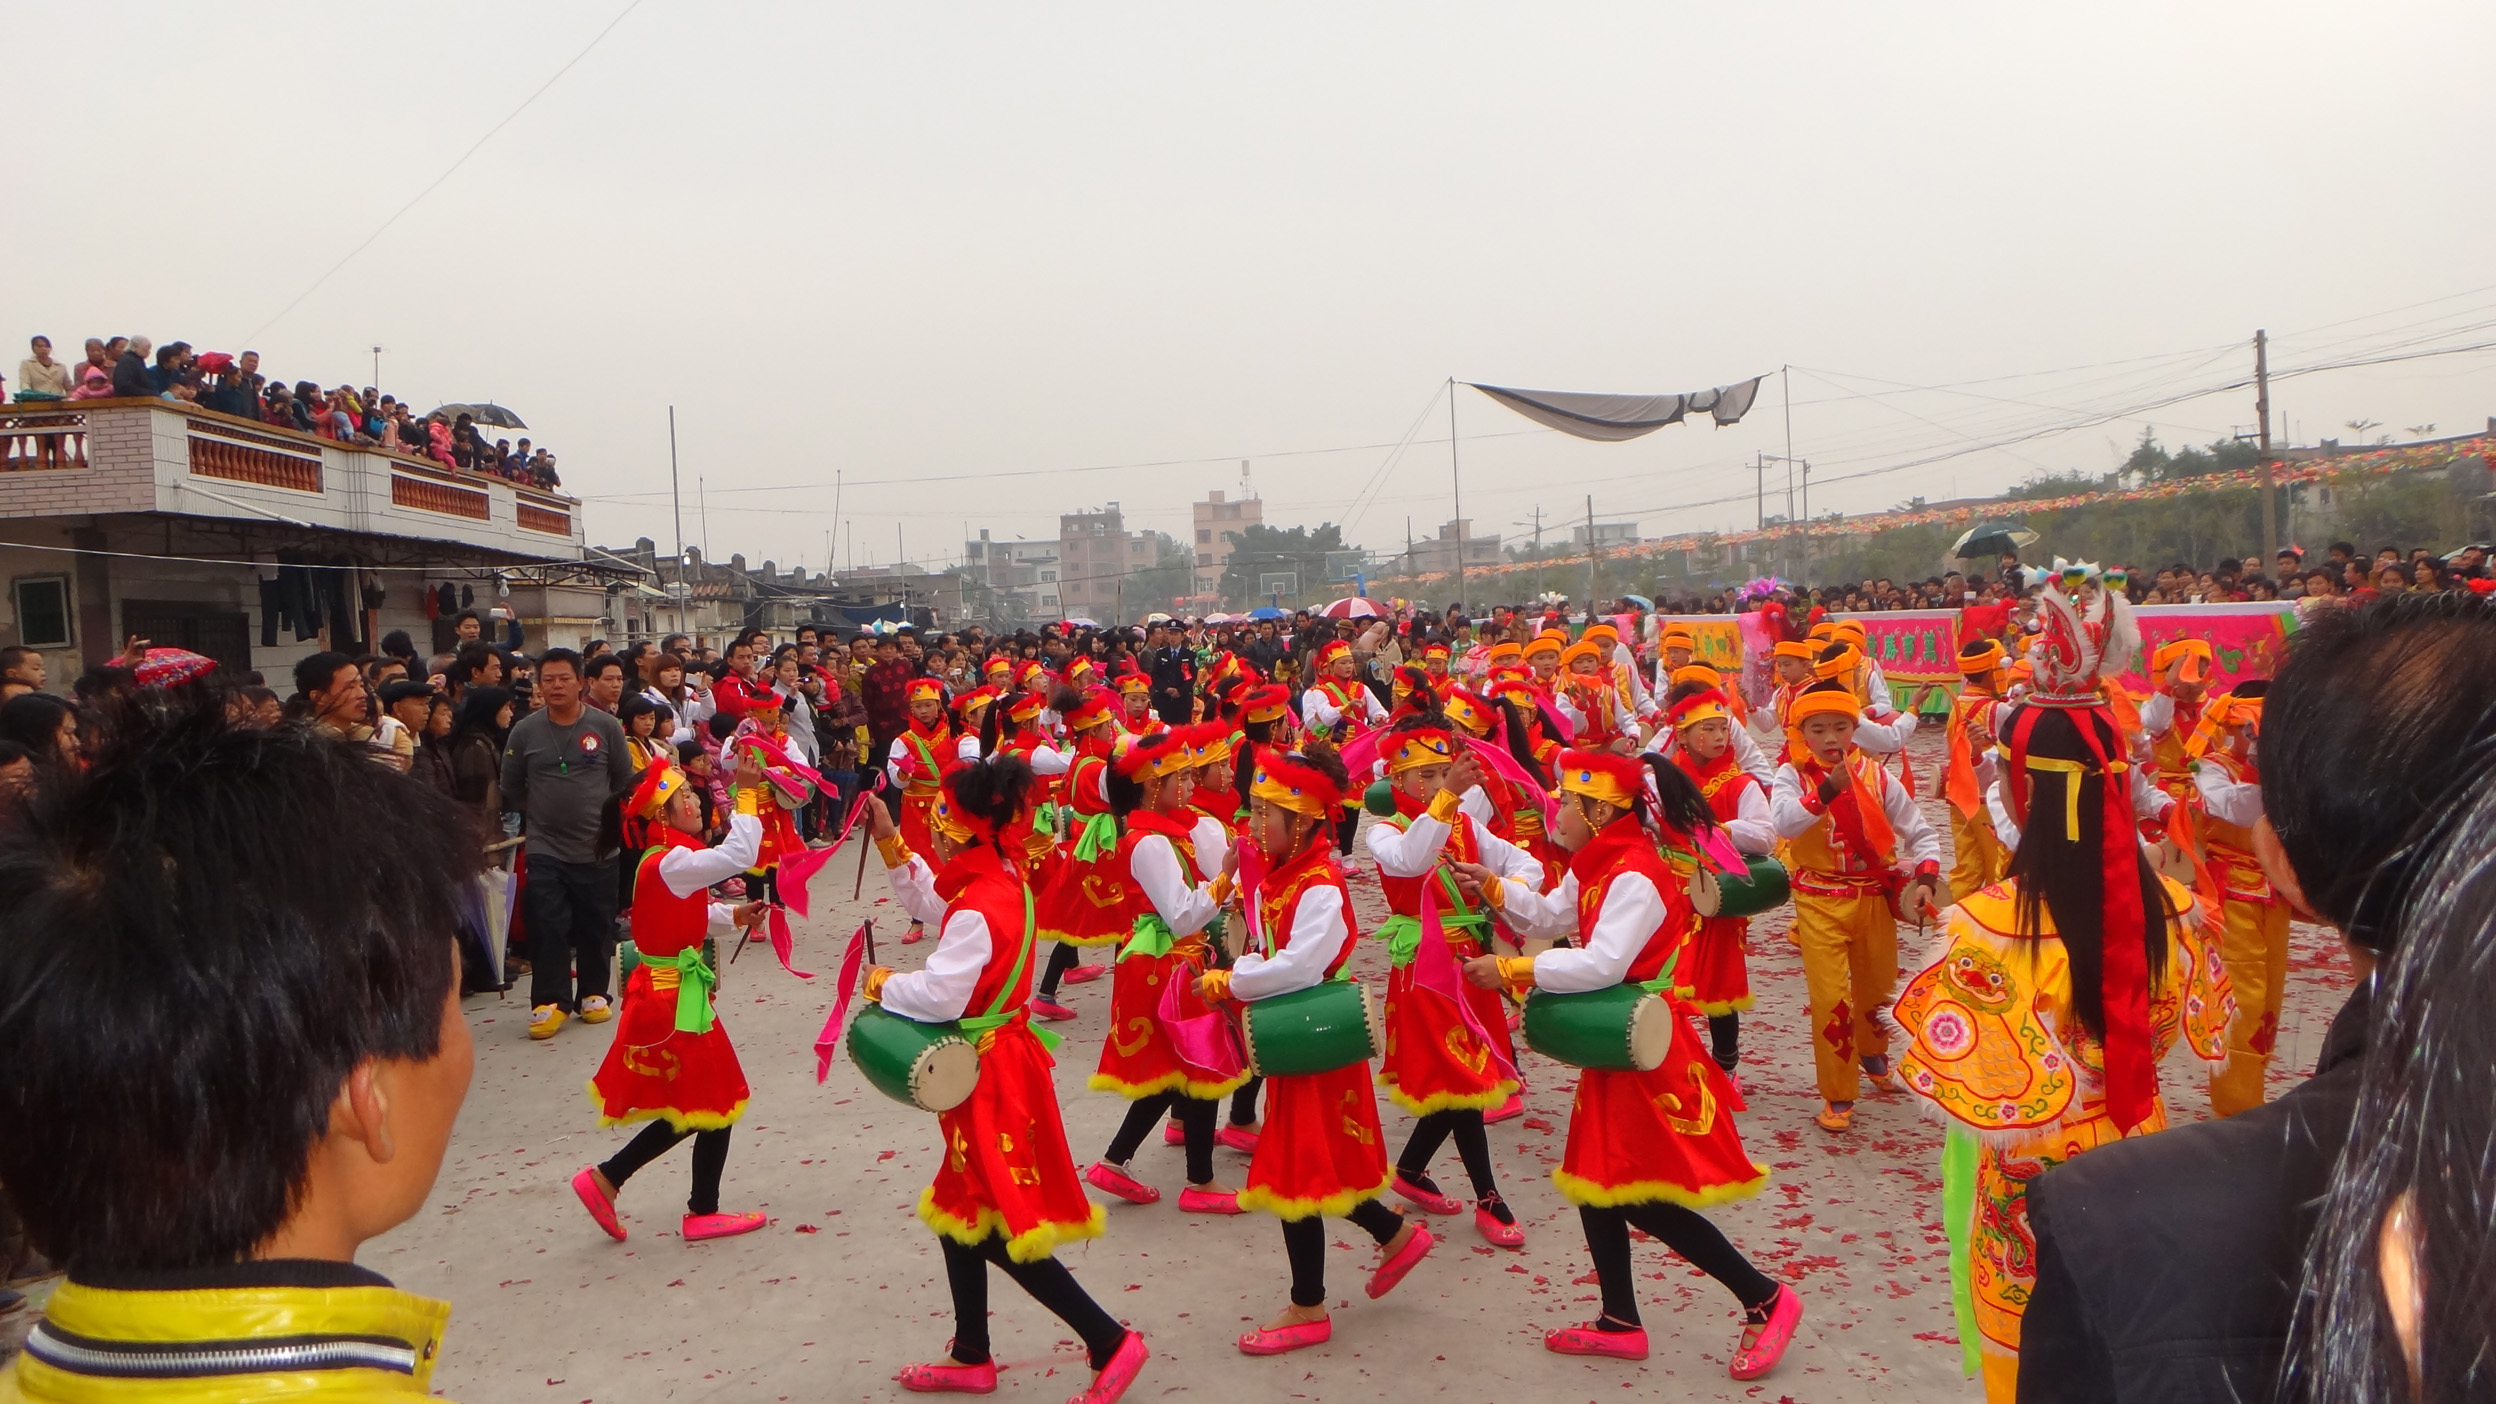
[245,0,646,342]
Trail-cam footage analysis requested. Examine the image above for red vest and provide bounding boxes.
[1258,845,1359,977]
[1675,747,1759,825]
[1568,824,1684,984]
[1376,797,1482,920]
[934,845,1037,1016]
[631,830,711,959]
[1114,810,1202,924]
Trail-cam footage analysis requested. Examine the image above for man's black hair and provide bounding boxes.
[378,679,435,709]
[2262,592,2496,951]
[291,650,356,699]
[537,647,584,678]
[0,696,474,1272]
[581,654,627,681]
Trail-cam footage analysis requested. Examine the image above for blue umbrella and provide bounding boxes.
[1246,606,1288,620]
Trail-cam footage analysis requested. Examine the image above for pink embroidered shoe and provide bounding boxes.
[1063,963,1108,985]
[1065,1330,1147,1403]
[682,1210,767,1241]
[901,924,925,946]
[1474,1204,1525,1248]
[1085,1162,1160,1205]
[1162,1120,1186,1145]
[897,1353,998,1393]
[1365,1222,1435,1299]
[1177,1185,1243,1215]
[1236,1317,1331,1355]
[1216,1123,1261,1154]
[571,1167,625,1241]
[1392,1174,1462,1215]
[1483,1093,1525,1124]
[1544,1324,1649,1360]
[1031,998,1077,1022]
[1729,1285,1802,1380]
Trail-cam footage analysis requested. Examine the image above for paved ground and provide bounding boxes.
[19,731,2355,1403]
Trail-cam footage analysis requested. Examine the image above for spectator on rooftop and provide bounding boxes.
[110,336,153,398]
[16,336,71,403]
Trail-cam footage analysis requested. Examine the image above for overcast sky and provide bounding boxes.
[11,1,2492,575]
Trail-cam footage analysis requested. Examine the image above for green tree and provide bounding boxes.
[1218,522,1347,608]
[1121,534,1198,618]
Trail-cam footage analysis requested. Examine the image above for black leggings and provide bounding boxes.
[599,1123,731,1216]
[941,1233,1129,1371]
[1036,941,1082,999]
[1708,1013,1740,1070]
[1281,1199,1406,1307]
[1578,1203,1778,1330]
[1395,1109,1500,1201]
[1105,1093,1216,1184]
[1229,1076,1263,1128]
[1333,808,1360,855]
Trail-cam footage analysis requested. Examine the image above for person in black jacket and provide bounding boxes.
[1147,623,1194,725]
[2016,592,2496,1404]
[109,335,155,398]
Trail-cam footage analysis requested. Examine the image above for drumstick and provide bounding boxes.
[863,918,876,968]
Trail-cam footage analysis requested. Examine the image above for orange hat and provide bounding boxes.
[1556,751,1644,810]
[1239,683,1291,725]
[1668,688,1732,732]
[1771,640,1816,662]
[1669,663,1724,691]
[1440,687,1494,737]
[1660,625,1696,651]
[1115,670,1151,695]
[1250,750,1345,818]
[1486,641,1523,667]
[904,677,946,706]
[1382,724,1457,774]
[1830,619,1868,648]
[1525,631,1566,660]
[1314,640,1352,669]
[1063,686,1119,732]
[1785,686,1862,730]
[2152,639,2213,685]
[627,761,692,819]
[1812,645,1865,683]
[1560,639,1608,672]
[1114,728,1193,780]
[1581,623,1620,649]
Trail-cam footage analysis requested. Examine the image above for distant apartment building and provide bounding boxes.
[1570,521,1641,548]
[964,529,1062,620]
[1397,518,1502,577]
[1191,488,1262,594]
[1057,504,1158,620]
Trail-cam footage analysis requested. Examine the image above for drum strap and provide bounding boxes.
[956,887,1061,1051]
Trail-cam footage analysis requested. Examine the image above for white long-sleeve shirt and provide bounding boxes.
[1852,708,1918,755]
[878,853,994,1023]
[2194,755,2265,829]
[1190,811,1232,879]
[1769,759,1942,870]
[1494,866,1673,996]
[1985,764,2175,852]
[1364,802,1544,886]
[1230,883,1350,1001]
[1130,831,1221,937]
[1301,682,1388,732]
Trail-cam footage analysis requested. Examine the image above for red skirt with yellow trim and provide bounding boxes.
[1088,944,1249,1100]
[1034,841,1133,948]
[1239,1062,1392,1220]
[1554,1010,1766,1210]
[585,963,750,1132]
[899,790,947,876]
[1381,935,1521,1115]
[1673,915,1754,1016]
[921,1021,1105,1263]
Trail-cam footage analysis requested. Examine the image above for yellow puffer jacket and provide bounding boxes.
[2,1276,452,1404]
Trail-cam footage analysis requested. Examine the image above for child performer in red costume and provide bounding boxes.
[1459,751,1801,1379]
[1082,730,1250,1212]
[1364,717,1539,1244]
[1202,744,1437,1356]
[1663,683,1778,1079]
[887,677,959,941]
[1031,688,1123,1018]
[862,757,1150,1403]
[715,676,815,906]
[573,759,773,1243]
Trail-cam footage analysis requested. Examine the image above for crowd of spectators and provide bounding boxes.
[9,332,559,488]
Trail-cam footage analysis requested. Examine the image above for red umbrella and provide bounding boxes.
[1316,596,1385,620]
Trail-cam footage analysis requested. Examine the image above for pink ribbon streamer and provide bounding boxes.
[765,905,816,979]
[1414,888,1518,1087]
[776,791,874,919]
[1157,960,1246,1083]
[812,923,872,1083]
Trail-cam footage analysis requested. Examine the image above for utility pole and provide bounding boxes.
[829,467,843,571]
[699,475,710,561]
[1799,460,1811,589]
[371,345,383,389]
[1755,452,1764,532]
[1585,494,1598,612]
[1782,366,1796,586]
[2255,329,2277,569]
[1448,379,1465,612]
[668,405,684,641]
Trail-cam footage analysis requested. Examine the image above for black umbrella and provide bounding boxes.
[428,402,528,429]
[1950,519,2040,559]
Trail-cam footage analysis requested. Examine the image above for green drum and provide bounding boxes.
[1522,984,1672,1072]
[847,1004,981,1113]
[1690,855,1791,919]
[1363,780,1397,817]
[1240,980,1383,1078]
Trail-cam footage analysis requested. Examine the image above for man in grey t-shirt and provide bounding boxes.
[502,648,634,1037]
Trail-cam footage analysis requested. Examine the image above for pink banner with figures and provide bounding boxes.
[2116,602,2298,695]
[1836,609,1962,685]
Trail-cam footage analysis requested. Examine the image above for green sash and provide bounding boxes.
[1073,810,1120,862]
[659,946,720,1035]
[1121,912,1176,961]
